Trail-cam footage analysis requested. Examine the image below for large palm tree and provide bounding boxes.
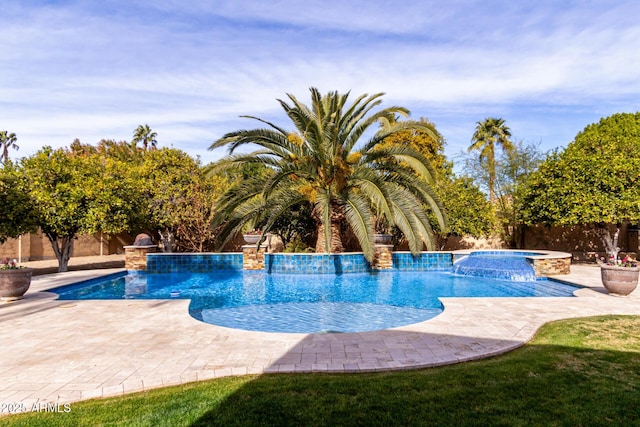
[469,117,513,203]
[132,124,158,151]
[209,88,447,261]
[0,131,19,164]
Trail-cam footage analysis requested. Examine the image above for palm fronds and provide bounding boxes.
[208,88,448,261]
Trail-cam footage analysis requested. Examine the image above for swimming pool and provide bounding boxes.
[51,270,578,333]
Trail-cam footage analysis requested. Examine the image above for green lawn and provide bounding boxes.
[4,315,640,426]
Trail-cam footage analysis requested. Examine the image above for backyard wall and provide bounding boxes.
[0,230,133,261]
[439,224,636,262]
[438,235,509,251]
[0,229,264,261]
[3,224,635,263]
[522,223,636,262]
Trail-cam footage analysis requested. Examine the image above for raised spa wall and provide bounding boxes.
[128,248,571,276]
[138,250,451,274]
[452,250,572,278]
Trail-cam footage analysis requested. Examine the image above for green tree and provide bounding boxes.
[139,148,203,234]
[496,140,545,246]
[97,138,144,162]
[209,88,447,261]
[173,172,230,252]
[437,176,495,239]
[0,131,19,164]
[0,161,37,242]
[137,147,232,252]
[463,139,544,246]
[21,146,142,272]
[520,112,640,255]
[268,202,316,247]
[132,124,158,151]
[469,117,514,203]
[377,117,448,171]
[380,117,494,240]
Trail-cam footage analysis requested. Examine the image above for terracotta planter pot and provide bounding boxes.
[600,264,639,296]
[0,268,33,301]
[243,234,262,245]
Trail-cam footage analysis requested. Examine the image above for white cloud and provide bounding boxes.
[1,0,639,164]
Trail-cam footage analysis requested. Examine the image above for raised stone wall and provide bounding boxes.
[373,245,394,270]
[125,249,570,276]
[529,257,572,277]
[124,246,157,270]
[242,245,267,271]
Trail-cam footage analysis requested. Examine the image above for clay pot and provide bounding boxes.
[600,264,639,296]
[0,268,33,301]
[243,234,262,245]
[374,233,393,244]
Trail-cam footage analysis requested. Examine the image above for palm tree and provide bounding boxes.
[0,131,19,164]
[208,88,447,261]
[469,117,513,203]
[132,124,157,150]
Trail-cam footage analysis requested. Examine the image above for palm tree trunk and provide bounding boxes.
[487,157,496,204]
[315,221,344,254]
[313,202,345,254]
[488,173,496,204]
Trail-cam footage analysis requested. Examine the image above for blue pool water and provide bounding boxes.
[51,270,578,333]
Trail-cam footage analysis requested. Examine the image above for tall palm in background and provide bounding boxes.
[0,131,19,164]
[132,124,158,151]
[209,88,447,261]
[469,117,513,203]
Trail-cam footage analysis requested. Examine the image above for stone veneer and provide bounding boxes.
[124,245,157,270]
[373,245,394,269]
[529,257,572,277]
[451,249,572,278]
[242,245,267,271]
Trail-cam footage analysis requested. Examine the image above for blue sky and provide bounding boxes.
[2,0,639,165]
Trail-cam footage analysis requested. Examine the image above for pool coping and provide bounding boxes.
[2,265,640,410]
[451,249,573,259]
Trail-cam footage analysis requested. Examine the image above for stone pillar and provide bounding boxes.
[242,245,267,270]
[529,257,571,277]
[124,245,158,271]
[373,244,394,270]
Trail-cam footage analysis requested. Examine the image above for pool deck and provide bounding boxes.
[2,263,640,410]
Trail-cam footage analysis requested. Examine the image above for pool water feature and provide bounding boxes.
[51,269,578,334]
[452,251,542,281]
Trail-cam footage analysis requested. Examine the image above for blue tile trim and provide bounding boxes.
[144,252,454,274]
[265,253,373,274]
[146,253,243,273]
[391,252,453,271]
[264,252,453,274]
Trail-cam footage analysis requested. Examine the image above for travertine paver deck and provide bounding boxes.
[2,264,640,410]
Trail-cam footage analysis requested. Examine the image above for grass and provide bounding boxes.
[4,315,640,426]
